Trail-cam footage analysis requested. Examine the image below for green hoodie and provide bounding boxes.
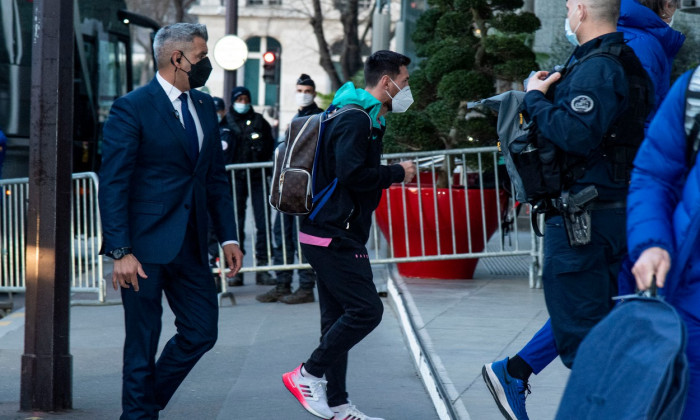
[331,82,385,128]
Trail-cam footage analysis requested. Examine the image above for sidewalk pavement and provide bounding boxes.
[392,263,570,420]
[0,262,569,420]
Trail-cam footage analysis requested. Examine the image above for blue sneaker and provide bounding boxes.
[482,357,531,420]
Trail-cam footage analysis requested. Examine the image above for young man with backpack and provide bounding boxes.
[482,0,655,418]
[282,50,416,420]
[628,65,700,419]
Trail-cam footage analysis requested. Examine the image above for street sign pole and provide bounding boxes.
[224,0,239,107]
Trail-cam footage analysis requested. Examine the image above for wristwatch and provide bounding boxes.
[106,247,132,260]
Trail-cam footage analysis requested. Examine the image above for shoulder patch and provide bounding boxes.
[570,95,595,113]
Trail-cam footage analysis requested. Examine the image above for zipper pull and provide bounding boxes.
[345,222,350,230]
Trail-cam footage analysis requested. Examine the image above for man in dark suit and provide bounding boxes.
[98,23,243,420]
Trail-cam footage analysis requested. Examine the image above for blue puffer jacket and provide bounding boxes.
[627,69,696,271]
[618,0,685,117]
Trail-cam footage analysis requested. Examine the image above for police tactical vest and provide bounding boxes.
[512,42,654,204]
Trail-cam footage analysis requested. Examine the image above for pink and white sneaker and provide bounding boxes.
[331,402,385,420]
[283,364,334,419]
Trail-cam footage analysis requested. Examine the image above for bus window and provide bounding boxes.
[98,38,128,123]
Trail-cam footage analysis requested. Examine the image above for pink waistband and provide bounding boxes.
[298,232,332,247]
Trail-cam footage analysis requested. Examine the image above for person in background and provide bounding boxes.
[256,74,323,304]
[220,86,276,287]
[206,96,233,278]
[212,96,227,124]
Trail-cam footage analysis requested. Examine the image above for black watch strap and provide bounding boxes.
[107,247,132,260]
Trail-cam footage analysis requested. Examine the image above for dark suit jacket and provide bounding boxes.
[99,77,237,265]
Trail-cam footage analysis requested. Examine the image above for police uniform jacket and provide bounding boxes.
[523,32,636,201]
[295,102,324,119]
[220,107,275,166]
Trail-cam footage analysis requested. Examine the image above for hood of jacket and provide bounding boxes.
[618,0,685,59]
[331,81,384,128]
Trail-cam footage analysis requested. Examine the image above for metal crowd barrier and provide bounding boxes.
[1,172,105,302]
[225,147,543,288]
[0,148,544,306]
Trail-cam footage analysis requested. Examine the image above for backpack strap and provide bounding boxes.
[684,66,700,169]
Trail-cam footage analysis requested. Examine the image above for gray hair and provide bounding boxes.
[153,23,208,68]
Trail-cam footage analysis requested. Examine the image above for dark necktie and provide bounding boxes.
[179,92,199,162]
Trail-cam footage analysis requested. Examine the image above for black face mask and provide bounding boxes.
[179,51,212,90]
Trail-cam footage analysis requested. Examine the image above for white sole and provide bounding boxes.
[483,364,518,420]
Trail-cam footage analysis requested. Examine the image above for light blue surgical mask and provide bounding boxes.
[564,18,581,46]
[233,103,250,114]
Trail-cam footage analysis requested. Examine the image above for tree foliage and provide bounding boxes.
[384,0,540,152]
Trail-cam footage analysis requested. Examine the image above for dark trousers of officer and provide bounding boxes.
[300,239,383,407]
[234,173,271,264]
[120,218,218,420]
[272,212,316,288]
[542,208,626,368]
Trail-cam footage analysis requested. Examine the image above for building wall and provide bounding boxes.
[191,0,398,130]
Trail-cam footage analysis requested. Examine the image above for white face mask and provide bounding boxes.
[386,78,414,113]
[295,92,314,107]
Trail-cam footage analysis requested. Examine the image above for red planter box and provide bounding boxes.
[375,184,506,279]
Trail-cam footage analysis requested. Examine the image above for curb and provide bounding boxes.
[386,269,471,420]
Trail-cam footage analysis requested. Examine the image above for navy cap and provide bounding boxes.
[231,86,251,103]
[296,74,315,88]
[212,96,225,111]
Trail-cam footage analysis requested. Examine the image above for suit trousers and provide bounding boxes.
[120,223,218,420]
[301,239,383,407]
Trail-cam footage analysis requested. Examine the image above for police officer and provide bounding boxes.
[257,74,323,304]
[221,86,276,286]
[212,96,227,124]
[522,0,653,367]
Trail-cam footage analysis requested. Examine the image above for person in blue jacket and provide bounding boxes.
[618,0,684,123]
[482,1,666,419]
[628,66,700,420]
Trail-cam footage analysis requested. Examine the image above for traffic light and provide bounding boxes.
[262,50,279,84]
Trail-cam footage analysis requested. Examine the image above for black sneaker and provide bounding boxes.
[255,285,292,303]
[256,271,276,285]
[279,288,315,304]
